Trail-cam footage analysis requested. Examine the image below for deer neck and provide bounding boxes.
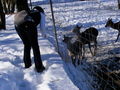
[110,22,115,29]
[66,40,71,47]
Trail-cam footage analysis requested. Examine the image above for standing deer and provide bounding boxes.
[72,25,98,57]
[63,35,82,66]
[105,18,120,42]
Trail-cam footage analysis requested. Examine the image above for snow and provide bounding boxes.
[0,0,120,90]
[0,13,78,90]
[0,23,78,90]
[0,15,78,89]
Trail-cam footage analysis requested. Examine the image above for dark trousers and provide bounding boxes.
[15,22,44,70]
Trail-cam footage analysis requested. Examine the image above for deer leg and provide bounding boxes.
[77,55,80,65]
[77,44,81,65]
[79,44,82,59]
[82,45,85,59]
[71,56,76,67]
[94,40,97,56]
[77,54,80,65]
[88,43,94,56]
[115,32,120,42]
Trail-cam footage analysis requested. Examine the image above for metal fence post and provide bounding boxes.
[49,0,59,52]
[29,0,32,9]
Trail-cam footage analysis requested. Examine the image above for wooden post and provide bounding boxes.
[49,0,59,52]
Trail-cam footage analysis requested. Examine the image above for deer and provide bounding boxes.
[105,18,120,42]
[63,35,82,66]
[72,25,98,57]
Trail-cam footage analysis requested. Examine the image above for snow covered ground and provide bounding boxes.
[0,15,78,90]
[0,0,120,90]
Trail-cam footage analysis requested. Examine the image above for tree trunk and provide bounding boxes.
[16,0,30,12]
[0,0,6,30]
[8,0,16,13]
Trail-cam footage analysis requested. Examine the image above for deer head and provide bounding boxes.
[105,18,113,27]
[72,25,82,34]
[63,35,72,43]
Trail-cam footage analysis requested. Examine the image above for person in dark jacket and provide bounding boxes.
[14,6,45,72]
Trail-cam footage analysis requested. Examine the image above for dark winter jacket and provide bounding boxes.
[14,10,40,27]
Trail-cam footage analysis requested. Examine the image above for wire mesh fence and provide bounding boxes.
[44,0,120,89]
[2,0,120,89]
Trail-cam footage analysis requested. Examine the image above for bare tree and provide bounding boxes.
[1,0,8,13]
[8,0,16,13]
[16,0,30,12]
[0,0,6,30]
[1,0,16,14]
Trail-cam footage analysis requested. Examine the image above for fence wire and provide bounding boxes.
[45,0,120,90]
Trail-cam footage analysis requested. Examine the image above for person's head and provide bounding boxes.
[33,6,44,13]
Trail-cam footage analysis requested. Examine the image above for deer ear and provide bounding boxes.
[76,25,79,28]
[80,25,82,28]
[108,18,112,20]
[76,24,82,28]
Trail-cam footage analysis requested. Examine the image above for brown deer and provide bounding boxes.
[105,18,120,42]
[72,25,98,57]
[63,35,82,66]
